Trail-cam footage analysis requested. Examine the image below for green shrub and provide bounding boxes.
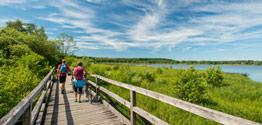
[113,65,119,70]
[18,52,51,77]
[175,66,207,103]
[0,65,40,117]
[156,67,163,74]
[138,70,155,82]
[205,66,224,87]
[65,56,78,66]
[113,65,136,83]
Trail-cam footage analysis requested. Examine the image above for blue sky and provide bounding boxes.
[1,0,262,61]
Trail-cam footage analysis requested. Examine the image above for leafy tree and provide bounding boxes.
[56,33,76,57]
[5,19,47,39]
[6,19,26,32]
[0,20,62,118]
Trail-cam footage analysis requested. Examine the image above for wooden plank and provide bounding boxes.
[42,75,125,125]
[46,81,54,103]
[0,67,55,125]
[46,80,51,89]
[35,103,46,125]
[87,80,130,108]
[101,99,130,125]
[21,104,32,125]
[31,91,46,125]
[133,107,168,125]
[90,74,261,125]
[89,78,165,124]
[85,88,129,125]
[130,90,136,125]
[96,76,100,100]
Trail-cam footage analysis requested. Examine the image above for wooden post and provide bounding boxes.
[96,76,100,100]
[88,86,92,104]
[22,104,32,125]
[130,90,136,125]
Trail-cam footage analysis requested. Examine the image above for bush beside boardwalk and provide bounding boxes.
[81,63,262,124]
[0,20,64,118]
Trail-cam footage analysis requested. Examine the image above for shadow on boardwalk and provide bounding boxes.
[41,76,124,125]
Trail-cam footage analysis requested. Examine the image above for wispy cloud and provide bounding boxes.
[0,0,26,6]
[32,5,46,9]
[36,0,262,52]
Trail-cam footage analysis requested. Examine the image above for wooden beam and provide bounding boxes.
[96,76,100,100]
[87,80,130,108]
[133,107,168,125]
[31,91,46,125]
[130,90,136,125]
[22,104,32,125]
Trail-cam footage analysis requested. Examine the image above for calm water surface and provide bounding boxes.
[141,64,262,82]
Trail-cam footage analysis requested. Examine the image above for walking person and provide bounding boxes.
[73,61,90,103]
[57,59,72,94]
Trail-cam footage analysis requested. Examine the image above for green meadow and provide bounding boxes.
[65,57,262,124]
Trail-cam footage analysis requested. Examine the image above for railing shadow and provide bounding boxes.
[63,89,74,124]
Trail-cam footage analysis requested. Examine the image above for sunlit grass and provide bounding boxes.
[86,63,262,124]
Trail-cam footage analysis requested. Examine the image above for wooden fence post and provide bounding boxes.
[130,90,136,125]
[22,104,32,125]
[88,86,92,104]
[96,76,100,100]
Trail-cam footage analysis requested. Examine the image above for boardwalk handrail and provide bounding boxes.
[0,67,55,125]
[88,74,261,125]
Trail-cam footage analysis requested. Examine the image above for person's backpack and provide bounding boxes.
[75,67,83,80]
[60,65,67,74]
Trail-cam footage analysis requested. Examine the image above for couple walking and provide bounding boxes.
[57,60,90,103]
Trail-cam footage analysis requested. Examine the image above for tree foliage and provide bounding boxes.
[0,64,40,117]
[174,66,207,103]
[56,33,76,57]
[205,66,224,87]
[0,20,64,118]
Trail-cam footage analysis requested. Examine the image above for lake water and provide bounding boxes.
[137,64,262,82]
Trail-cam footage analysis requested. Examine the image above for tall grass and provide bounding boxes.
[85,63,262,124]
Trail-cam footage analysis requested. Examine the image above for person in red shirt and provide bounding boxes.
[57,59,72,94]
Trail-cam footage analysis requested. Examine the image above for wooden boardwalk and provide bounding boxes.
[42,76,125,125]
[1,68,260,125]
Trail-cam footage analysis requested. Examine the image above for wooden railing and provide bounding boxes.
[0,67,55,125]
[1,68,261,125]
[87,74,261,125]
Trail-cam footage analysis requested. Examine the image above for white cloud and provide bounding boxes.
[72,31,84,33]
[38,0,262,52]
[32,5,46,9]
[86,0,101,3]
[0,0,26,6]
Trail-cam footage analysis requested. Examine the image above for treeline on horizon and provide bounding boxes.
[76,56,262,65]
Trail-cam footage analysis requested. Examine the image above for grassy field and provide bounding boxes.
[84,63,262,124]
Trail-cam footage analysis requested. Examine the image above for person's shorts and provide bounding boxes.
[73,78,84,94]
[59,76,66,83]
[73,78,84,88]
[73,86,83,94]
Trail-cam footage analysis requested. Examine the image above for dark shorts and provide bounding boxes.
[74,86,83,94]
[59,76,66,83]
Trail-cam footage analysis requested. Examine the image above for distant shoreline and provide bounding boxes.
[97,62,262,66]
